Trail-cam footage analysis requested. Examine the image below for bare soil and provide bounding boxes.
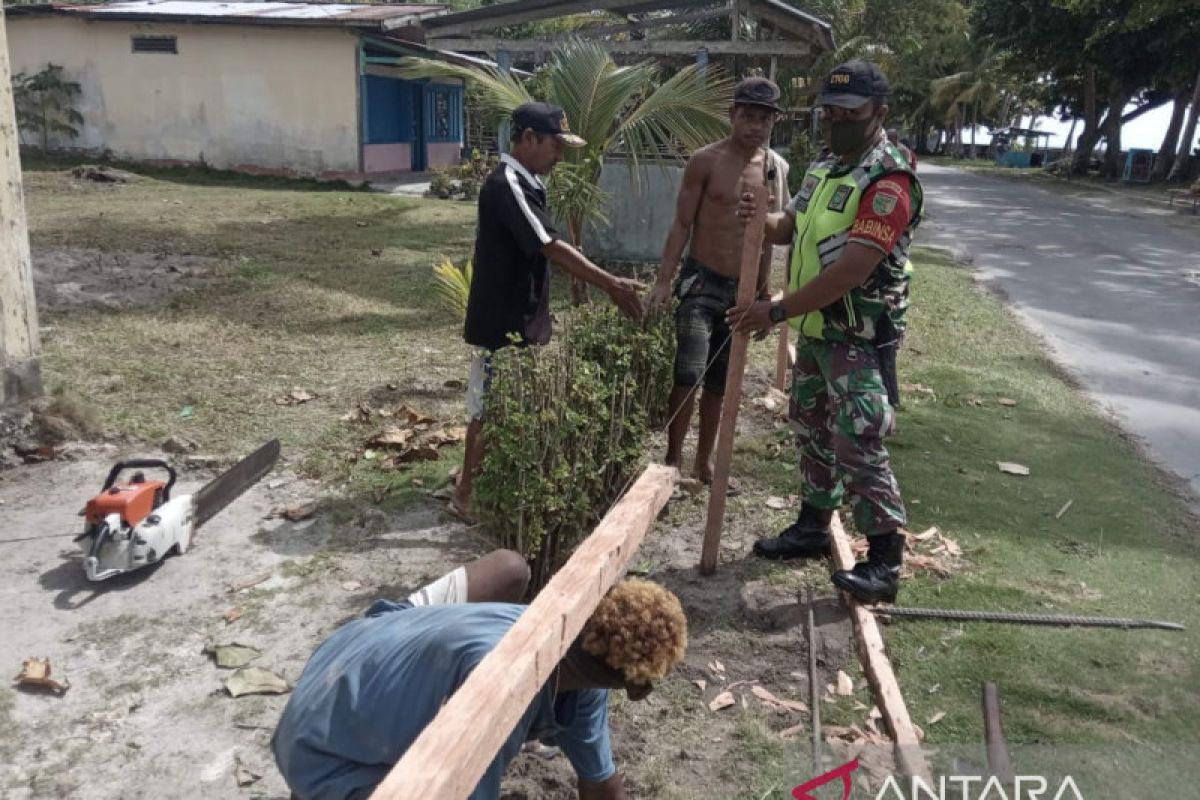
[31,247,217,312]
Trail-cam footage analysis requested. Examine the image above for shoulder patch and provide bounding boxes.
[871,192,898,216]
[876,178,905,195]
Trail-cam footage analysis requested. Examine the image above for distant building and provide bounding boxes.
[5,1,484,180]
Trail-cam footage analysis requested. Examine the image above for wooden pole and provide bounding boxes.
[699,184,767,575]
[828,513,932,781]
[369,464,677,800]
[982,682,1015,782]
[773,316,790,391]
[0,8,42,405]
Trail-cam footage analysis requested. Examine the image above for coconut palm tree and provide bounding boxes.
[931,46,1014,158]
[400,39,733,301]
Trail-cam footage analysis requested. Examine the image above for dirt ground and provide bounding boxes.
[31,247,217,312]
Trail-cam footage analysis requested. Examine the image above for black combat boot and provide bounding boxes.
[832,531,905,603]
[752,505,833,560]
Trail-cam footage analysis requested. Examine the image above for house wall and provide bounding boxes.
[583,160,685,262]
[6,16,360,178]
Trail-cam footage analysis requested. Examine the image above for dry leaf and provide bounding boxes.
[275,388,316,406]
[928,711,946,725]
[369,428,414,448]
[222,607,244,624]
[693,679,707,693]
[998,397,1018,407]
[426,426,466,447]
[15,657,70,694]
[836,670,854,696]
[396,405,435,426]
[228,573,270,593]
[997,461,1030,476]
[708,691,735,712]
[234,756,262,787]
[280,502,317,522]
[765,496,790,510]
[206,643,261,669]
[225,667,290,697]
[779,723,805,740]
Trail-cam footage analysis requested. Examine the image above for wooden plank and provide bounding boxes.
[699,185,768,575]
[369,464,678,800]
[982,682,1015,782]
[828,513,932,781]
[431,8,731,46]
[423,0,699,37]
[430,37,812,58]
[774,322,790,391]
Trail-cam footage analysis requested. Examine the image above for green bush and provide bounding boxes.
[474,306,673,589]
[425,149,498,201]
[787,130,819,194]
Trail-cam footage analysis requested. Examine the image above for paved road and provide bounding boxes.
[918,164,1200,501]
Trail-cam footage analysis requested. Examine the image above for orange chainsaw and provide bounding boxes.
[76,440,280,581]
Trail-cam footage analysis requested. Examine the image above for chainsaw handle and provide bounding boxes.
[102,459,177,499]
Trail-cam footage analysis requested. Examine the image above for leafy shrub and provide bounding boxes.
[425,149,498,201]
[474,306,673,589]
[787,130,818,194]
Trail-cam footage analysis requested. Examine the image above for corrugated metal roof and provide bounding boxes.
[42,1,446,26]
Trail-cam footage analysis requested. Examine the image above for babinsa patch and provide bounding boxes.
[827,184,853,212]
[872,191,899,216]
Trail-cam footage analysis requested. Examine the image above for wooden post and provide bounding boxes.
[699,185,767,575]
[774,319,790,391]
[370,464,677,800]
[828,513,932,781]
[0,9,41,406]
[729,0,740,41]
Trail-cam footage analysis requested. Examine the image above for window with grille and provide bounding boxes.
[132,36,178,54]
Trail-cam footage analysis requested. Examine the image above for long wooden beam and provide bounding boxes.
[699,185,767,575]
[828,513,932,781]
[423,0,702,37]
[432,37,811,58]
[369,464,678,800]
[431,7,732,45]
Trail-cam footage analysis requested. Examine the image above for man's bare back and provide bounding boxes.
[687,139,770,278]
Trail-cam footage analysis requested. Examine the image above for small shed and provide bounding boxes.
[4,1,490,180]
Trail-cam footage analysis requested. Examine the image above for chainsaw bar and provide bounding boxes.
[193,439,281,528]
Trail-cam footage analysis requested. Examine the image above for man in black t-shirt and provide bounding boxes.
[449,102,645,522]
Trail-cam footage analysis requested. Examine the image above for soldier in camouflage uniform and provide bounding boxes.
[727,61,922,603]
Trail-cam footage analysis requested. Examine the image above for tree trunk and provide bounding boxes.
[1101,79,1130,181]
[956,105,965,158]
[969,103,978,159]
[1063,116,1078,159]
[1152,89,1188,181]
[1167,65,1200,183]
[1071,66,1101,175]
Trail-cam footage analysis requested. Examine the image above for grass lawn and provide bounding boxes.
[22,161,1199,795]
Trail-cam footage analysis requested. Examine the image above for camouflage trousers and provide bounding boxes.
[789,338,906,537]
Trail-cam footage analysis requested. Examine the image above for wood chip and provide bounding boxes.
[275,388,316,406]
[225,667,291,697]
[997,461,1030,476]
[998,397,1018,407]
[928,711,946,725]
[1055,499,1074,519]
[369,427,414,448]
[15,657,70,694]
[912,527,940,542]
[708,691,735,712]
[693,679,707,693]
[228,573,270,593]
[341,580,363,592]
[836,670,854,696]
[222,607,244,624]
[765,496,790,510]
[234,756,262,787]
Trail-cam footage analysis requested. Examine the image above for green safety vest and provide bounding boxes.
[787,137,923,342]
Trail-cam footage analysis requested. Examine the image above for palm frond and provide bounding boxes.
[616,64,733,167]
[432,255,473,321]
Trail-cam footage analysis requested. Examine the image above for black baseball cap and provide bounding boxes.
[511,101,586,147]
[817,60,890,109]
[733,77,783,113]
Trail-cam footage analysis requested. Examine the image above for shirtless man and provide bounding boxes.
[647,77,784,494]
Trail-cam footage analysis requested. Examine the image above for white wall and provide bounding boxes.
[7,16,361,177]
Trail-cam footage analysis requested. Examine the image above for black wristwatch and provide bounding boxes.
[768,303,788,324]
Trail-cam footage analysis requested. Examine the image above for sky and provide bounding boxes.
[963,102,1192,152]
